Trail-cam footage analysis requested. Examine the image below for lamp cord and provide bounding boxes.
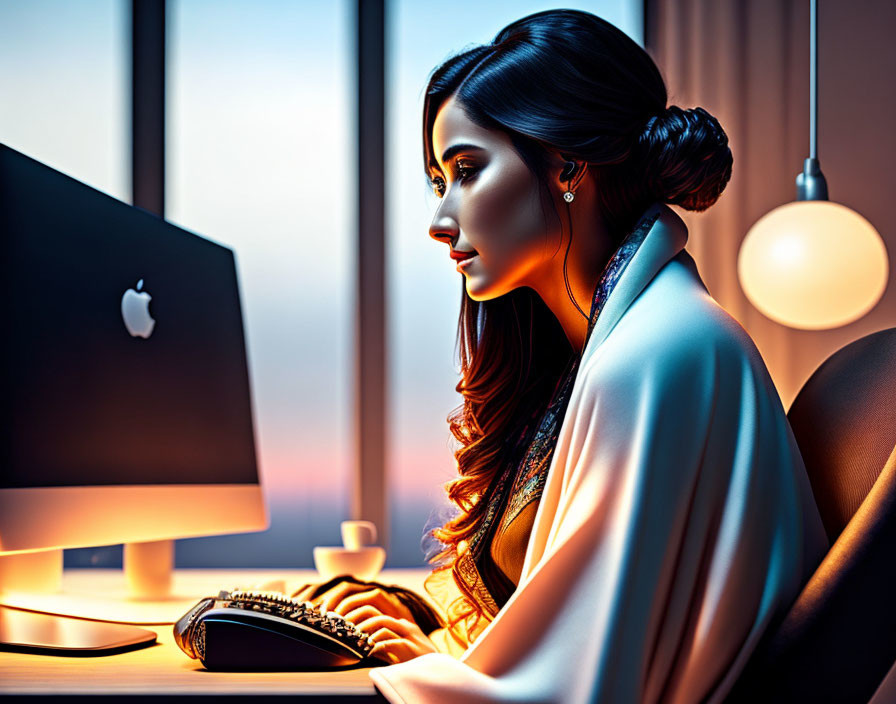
[810,0,817,161]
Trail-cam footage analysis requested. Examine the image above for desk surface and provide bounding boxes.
[0,567,431,697]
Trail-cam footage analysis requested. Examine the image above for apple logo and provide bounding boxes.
[121,278,156,338]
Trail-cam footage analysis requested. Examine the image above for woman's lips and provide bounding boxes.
[449,250,478,261]
[456,254,478,271]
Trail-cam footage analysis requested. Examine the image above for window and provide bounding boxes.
[0,0,128,201]
[167,0,354,565]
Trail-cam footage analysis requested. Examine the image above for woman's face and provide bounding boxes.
[428,94,562,300]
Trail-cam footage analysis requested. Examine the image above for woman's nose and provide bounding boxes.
[429,215,459,246]
[429,230,454,247]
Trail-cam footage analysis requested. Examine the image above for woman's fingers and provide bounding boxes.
[356,613,413,636]
[330,587,382,616]
[368,638,428,665]
[344,604,383,625]
[290,575,364,604]
[316,581,374,613]
[289,581,419,632]
[291,583,318,602]
[356,614,440,664]
[369,626,400,643]
[290,580,366,610]
[333,589,415,622]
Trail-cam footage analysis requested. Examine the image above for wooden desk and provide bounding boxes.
[0,567,432,699]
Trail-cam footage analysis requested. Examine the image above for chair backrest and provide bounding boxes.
[725,327,896,704]
[787,327,896,543]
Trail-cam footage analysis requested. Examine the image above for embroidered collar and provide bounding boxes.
[583,202,689,357]
[581,201,666,356]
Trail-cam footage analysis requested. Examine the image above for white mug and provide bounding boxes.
[313,520,384,581]
[341,520,377,549]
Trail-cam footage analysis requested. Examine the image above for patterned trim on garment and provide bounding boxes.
[453,549,500,617]
[497,361,578,534]
[581,206,662,351]
[465,371,563,559]
[468,457,517,555]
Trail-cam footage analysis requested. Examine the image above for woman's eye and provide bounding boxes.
[430,162,477,199]
[455,161,476,181]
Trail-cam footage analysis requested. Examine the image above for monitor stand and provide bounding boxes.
[0,541,175,654]
[0,540,175,599]
[123,539,175,599]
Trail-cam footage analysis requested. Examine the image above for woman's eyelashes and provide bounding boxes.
[431,160,477,199]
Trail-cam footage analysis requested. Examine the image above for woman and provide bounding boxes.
[297,9,829,703]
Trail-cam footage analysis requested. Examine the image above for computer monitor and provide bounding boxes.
[0,143,268,604]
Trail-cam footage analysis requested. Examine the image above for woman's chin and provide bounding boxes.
[464,277,504,302]
[464,278,487,301]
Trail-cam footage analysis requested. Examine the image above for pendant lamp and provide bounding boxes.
[737,0,888,330]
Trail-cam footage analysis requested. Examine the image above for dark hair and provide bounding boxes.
[420,8,732,635]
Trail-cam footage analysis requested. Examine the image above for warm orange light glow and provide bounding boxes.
[738,201,889,330]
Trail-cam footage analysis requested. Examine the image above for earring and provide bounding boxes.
[560,160,577,203]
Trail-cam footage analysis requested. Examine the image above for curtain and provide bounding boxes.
[645,0,896,411]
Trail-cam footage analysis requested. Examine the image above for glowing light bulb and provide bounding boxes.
[738,201,888,330]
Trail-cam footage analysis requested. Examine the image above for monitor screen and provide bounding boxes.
[0,143,266,556]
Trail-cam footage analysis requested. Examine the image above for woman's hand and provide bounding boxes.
[356,612,440,664]
[292,578,417,624]
[291,578,441,663]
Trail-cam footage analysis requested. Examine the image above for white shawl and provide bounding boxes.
[370,203,829,703]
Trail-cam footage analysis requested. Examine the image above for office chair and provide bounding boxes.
[725,326,896,704]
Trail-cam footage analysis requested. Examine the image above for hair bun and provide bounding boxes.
[638,105,733,212]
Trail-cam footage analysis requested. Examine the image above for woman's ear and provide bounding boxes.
[553,155,588,194]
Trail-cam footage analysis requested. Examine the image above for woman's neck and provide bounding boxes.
[528,191,615,356]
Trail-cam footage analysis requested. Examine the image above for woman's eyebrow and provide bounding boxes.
[441,142,485,164]
[430,143,486,176]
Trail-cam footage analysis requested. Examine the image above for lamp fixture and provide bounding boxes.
[737,0,888,330]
